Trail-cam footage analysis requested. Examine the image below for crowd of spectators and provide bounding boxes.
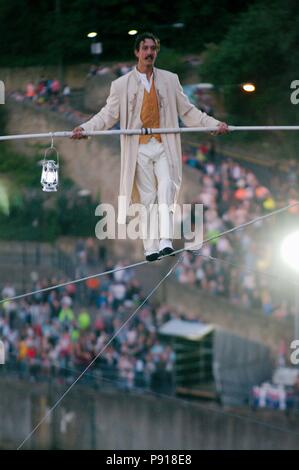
[9,61,133,124]
[0,256,192,393]
[87,62,133,78]
[24,77,70,106]
[251,380,299,412]
[177,143,299,319]
[0,231,297,404]
[10,81,89,127]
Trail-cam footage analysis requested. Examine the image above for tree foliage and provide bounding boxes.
[0,0,251,66]
[200,0,299,128]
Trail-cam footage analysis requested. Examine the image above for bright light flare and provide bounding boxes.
[281,231,299,272]
[242,83,255,92]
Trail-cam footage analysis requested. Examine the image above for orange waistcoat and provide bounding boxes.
[139,80,162,144]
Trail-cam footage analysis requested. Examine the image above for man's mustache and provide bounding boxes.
[145,55,154,59]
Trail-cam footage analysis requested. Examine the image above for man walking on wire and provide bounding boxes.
[72,32,229,261]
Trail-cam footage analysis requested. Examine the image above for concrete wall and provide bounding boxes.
[0,378,298,450]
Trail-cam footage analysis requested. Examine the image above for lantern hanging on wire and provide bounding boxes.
[41,140,59,192]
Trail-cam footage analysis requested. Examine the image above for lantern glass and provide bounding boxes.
[41,145,59,192]
[41,160,59,192]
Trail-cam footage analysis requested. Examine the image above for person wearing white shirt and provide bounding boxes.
[72,33,229,261]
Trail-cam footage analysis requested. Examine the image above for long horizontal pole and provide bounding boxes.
[1,125,299,142]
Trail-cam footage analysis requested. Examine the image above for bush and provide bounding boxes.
[0,146,99,241]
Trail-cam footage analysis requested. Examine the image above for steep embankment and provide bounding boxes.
[5,98,201,259]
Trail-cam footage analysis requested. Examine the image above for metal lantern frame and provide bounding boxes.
[41,139,59,192]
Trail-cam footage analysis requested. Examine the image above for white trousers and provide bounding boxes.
[135,138,174,254]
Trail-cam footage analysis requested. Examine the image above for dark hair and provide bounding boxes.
[134,32,160,52]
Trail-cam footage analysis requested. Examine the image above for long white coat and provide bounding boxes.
[81,67,220,224]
